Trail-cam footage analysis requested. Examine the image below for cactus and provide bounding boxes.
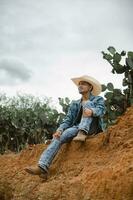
[102,83,126,129]
[101,47,133,129]
[102,47,133,106]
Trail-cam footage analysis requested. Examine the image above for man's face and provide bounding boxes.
[78,81,92,94]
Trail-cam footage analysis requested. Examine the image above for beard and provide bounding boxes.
[78,88,84,94]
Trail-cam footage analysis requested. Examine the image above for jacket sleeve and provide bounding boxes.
[90,96,105,117]
[57,101,75,133]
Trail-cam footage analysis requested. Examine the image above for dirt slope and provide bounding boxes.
[0,107,133,200]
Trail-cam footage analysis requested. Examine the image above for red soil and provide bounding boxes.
[0,107,133,200]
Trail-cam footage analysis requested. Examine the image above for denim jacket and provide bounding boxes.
[57,94,105,133]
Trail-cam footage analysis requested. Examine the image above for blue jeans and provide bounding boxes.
[39,127,79,171]
[38,101,95,171]
[78,100,95,133]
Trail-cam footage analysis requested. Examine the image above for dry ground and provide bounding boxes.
[0,107,133,200]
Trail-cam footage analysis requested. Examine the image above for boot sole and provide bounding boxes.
[25,168,39,175]
[73,138,86,142]
[39,173,48,180]
[25,167,48,180]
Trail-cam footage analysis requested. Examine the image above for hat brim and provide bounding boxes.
[71,75,102,96]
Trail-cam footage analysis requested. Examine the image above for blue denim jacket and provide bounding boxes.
[57,94,105,132]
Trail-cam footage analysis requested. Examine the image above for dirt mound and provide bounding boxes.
[0,107,133,200]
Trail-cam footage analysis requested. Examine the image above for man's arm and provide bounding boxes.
[83,96,105,117]
[56,101,75,133]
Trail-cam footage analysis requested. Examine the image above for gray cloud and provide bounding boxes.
[0,0,132,96]
[0,0,132,57]
[0,57,32,85]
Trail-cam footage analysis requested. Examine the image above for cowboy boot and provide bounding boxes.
[25,166,48,179]
[73,130,87,142]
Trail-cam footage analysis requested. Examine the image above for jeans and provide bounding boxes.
[78,100,95,133]
[39,100,95,171]
[39,127,79,170]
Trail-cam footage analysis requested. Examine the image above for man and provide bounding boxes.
[25,75,105,180]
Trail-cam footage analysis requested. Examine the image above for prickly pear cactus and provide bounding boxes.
[101,47,133,129]
[102,47,133,106]
[102,83,126,129]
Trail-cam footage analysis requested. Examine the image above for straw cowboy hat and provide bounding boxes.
[71,75,102,96]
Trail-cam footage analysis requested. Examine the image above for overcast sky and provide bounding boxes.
[0,0,132,105]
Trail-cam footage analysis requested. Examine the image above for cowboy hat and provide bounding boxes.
[71,75,102,96]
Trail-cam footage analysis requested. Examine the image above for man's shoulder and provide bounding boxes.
[71,95,104,103]
[90,95,104,101]
[69,99,81,108]
[71,99,81,104]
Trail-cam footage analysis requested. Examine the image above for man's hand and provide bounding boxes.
[83,108,93,117]
[53,131,62,139]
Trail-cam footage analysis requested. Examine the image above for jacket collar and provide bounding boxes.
[77,93,95,104]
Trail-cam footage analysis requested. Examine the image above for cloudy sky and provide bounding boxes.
[0,0,132,105]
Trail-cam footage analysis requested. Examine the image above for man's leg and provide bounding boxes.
[73,101,94,142]
[73,117,93,142]
[39,126,78,169]
[25,127,78,177]
[78,117,93,133]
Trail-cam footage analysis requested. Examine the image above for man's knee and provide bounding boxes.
[60,127,78,143]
